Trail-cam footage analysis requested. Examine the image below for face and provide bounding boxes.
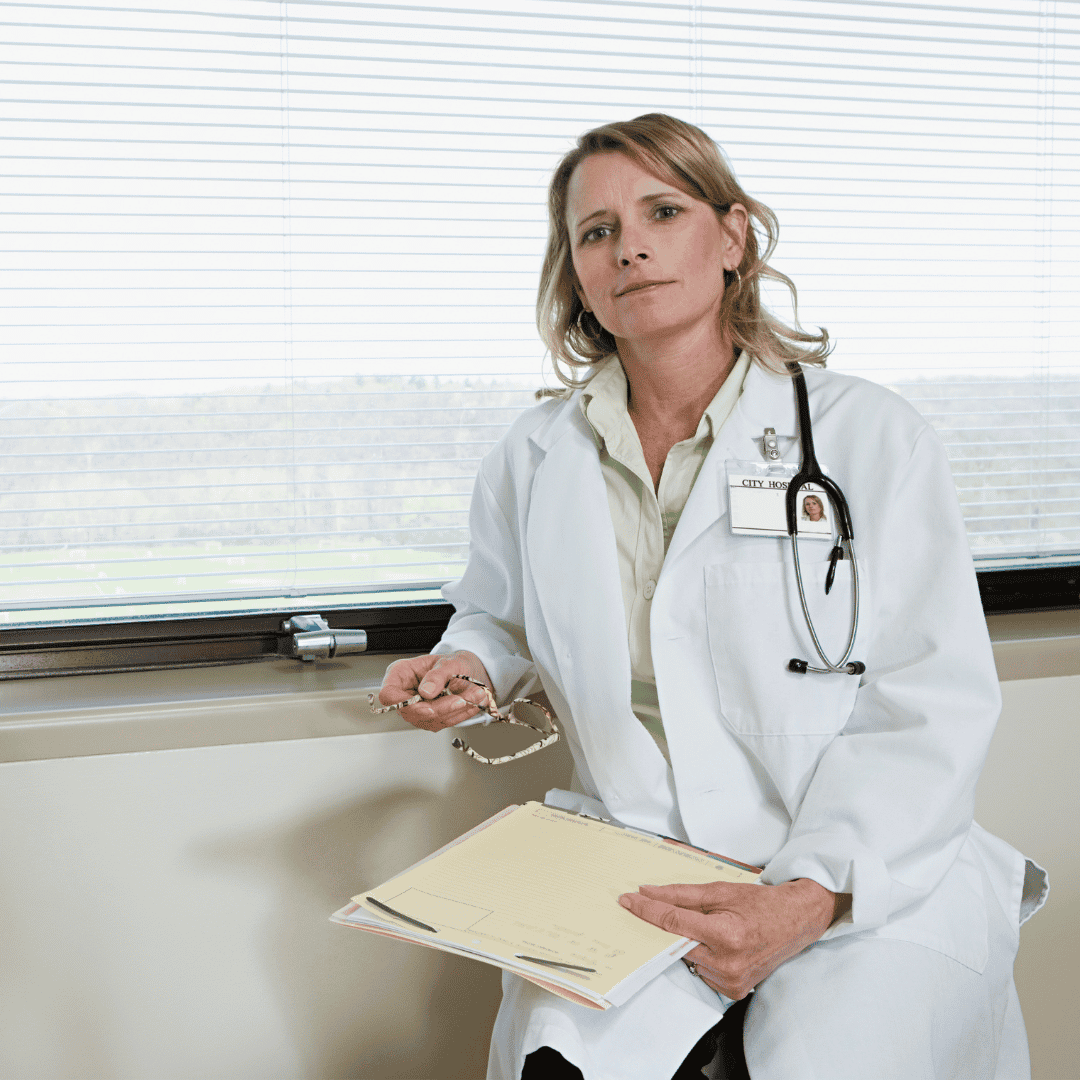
[566,152,746,350]
[804,496,824,521]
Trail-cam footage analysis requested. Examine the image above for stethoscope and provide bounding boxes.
[784,365,865,677]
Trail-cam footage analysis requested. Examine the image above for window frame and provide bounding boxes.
[0,599,454,679]
[0,565,1075,680]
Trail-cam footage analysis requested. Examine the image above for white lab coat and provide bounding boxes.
[435,362,1043,1079]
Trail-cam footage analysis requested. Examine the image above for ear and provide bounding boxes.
[721,203,749,271]
[574,280,592,313]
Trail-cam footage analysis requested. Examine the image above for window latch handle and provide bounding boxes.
[282,614,368,661]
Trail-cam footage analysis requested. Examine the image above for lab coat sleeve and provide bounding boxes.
[434,456,540,704]
[760,423,1001,931]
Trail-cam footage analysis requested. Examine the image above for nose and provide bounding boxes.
[617,225,651,267]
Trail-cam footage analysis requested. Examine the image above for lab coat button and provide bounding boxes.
[643,580,656,600]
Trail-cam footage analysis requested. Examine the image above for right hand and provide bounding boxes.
[377,650,493,732]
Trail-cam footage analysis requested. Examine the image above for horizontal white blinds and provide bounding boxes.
[1,0,1077,623]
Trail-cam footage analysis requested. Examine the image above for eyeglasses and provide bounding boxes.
[368,675,560,766]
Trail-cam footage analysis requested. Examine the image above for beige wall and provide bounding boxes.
[0,618,1076,1080]
[975,673,1079,1080]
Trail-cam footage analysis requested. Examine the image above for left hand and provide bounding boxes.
[618,878,846,1000]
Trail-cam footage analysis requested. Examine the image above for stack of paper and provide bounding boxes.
[331,801,760,1010]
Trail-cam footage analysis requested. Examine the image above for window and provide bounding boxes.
[2,1,1077,643]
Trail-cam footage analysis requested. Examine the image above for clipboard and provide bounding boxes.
[330,800,760,1010]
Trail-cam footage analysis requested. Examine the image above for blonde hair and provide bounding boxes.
[536,113,829,391]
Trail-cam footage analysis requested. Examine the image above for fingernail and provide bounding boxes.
[452,697,470,710]
[418,681,437,695]
[415,705,434,719]
[618,894,633,907]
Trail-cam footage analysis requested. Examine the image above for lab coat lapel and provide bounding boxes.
[524,408,681,824]
[664,363,798,566]
[525,414,626,684]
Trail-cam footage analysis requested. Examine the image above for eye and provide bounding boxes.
[581,224,612,244]
[653,203,682,220]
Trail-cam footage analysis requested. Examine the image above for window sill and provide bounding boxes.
[0,652,414,764]
[985,609,1080,681]
[0,610,1076,766]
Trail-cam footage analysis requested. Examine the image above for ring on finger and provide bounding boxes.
[686,960,699,978]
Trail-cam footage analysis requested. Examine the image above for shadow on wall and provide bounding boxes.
[192,742,573,1080]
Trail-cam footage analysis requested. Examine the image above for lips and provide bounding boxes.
[616,280,673,298]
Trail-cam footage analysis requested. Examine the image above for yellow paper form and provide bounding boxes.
[355,802,759,1003]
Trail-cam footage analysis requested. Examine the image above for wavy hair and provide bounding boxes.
[536,113,829,391]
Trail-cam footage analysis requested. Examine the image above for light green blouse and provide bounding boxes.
[579,350,752,762]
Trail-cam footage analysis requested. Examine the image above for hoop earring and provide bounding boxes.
[576,308,599,340]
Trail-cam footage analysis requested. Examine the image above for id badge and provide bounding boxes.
[726,459,832,539]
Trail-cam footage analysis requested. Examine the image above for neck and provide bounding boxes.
[618,323,738,443]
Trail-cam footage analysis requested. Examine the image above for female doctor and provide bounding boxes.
[378,114,1045,1080]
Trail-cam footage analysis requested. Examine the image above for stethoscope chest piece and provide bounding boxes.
[788,657,865,676]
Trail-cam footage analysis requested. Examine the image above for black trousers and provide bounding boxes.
[519,996,750,1080]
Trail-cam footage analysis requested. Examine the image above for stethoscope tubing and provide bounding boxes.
[789,531,862,675]
[786,365,864,677]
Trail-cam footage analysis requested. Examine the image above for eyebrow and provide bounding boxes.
[574,190,685,230]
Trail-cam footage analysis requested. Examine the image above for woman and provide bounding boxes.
[378,115,1044,1080]
[801,494,825,523]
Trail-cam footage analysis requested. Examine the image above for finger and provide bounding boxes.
[378,656,440,706]
[618,891,715,943]
[690,964,732,999]
[682,950,744,1000]
[637,881,730,912]
[418,657,490,707]
[444,674,494,711]
[684,943,713,968]
[400,695,480,732]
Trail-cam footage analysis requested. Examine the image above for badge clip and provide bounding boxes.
[762,427,781,461]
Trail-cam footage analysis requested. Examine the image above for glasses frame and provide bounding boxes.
[368,674,560,765]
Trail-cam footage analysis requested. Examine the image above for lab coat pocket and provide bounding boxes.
[704,558,862,736]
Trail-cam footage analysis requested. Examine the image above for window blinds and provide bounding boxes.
[1,0,1077,625]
